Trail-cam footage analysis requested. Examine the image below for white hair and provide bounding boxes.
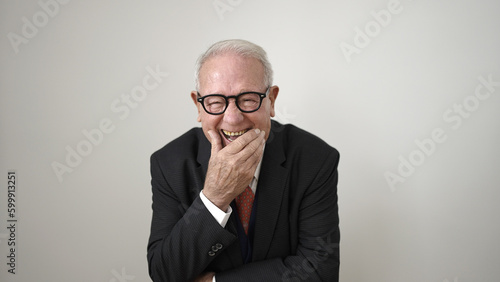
[194,39,274,91]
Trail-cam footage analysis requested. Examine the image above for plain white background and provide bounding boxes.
[1,0,499,281]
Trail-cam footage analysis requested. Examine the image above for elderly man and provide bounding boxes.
[147,39,340,281]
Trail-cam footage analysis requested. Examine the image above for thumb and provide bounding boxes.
[208,130,222,154]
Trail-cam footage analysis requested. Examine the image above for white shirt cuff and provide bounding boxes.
[213,275,217,282]
[199,190,232,227]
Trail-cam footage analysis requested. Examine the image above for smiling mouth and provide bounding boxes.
[222,129,249,142]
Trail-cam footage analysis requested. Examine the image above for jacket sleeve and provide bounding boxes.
[147,153,237,282]
[216,149,340,282]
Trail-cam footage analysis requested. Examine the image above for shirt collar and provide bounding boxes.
[250,145,265,193]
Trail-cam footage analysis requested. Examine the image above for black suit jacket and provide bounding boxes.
[147,120,340,281]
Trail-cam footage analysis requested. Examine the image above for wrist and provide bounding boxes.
[202,190,230,212]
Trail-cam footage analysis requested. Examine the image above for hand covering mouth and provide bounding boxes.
[221,129,249,142]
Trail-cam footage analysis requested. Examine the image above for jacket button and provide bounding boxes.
[208,251,215,256]
[211,245,218,252]
[216,243,223,250]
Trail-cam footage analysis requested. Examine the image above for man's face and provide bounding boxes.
[191,53,278,147]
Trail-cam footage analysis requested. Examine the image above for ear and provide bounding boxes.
[191,91,202,122]
[268,85,279,117]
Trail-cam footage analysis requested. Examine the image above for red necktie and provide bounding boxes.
[235,186,255,234]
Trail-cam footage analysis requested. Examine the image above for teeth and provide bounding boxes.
[222,129,248,137]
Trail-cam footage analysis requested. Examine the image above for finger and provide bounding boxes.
[237,130,265,162]
[208,130,222,155]
[238,132,265,177]
[224,128,261,154]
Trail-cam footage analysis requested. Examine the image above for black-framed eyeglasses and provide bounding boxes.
[197,87,270,115]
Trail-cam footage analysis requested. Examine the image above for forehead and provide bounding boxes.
[198,53,265,93]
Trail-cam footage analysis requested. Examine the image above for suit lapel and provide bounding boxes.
[252,121,288,261]
[196,129,211,178]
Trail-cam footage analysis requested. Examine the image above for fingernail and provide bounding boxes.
[254,129,261,134]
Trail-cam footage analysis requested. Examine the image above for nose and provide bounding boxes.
[223,98,244,124]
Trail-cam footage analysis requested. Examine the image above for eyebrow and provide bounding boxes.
[201,88,265,95]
